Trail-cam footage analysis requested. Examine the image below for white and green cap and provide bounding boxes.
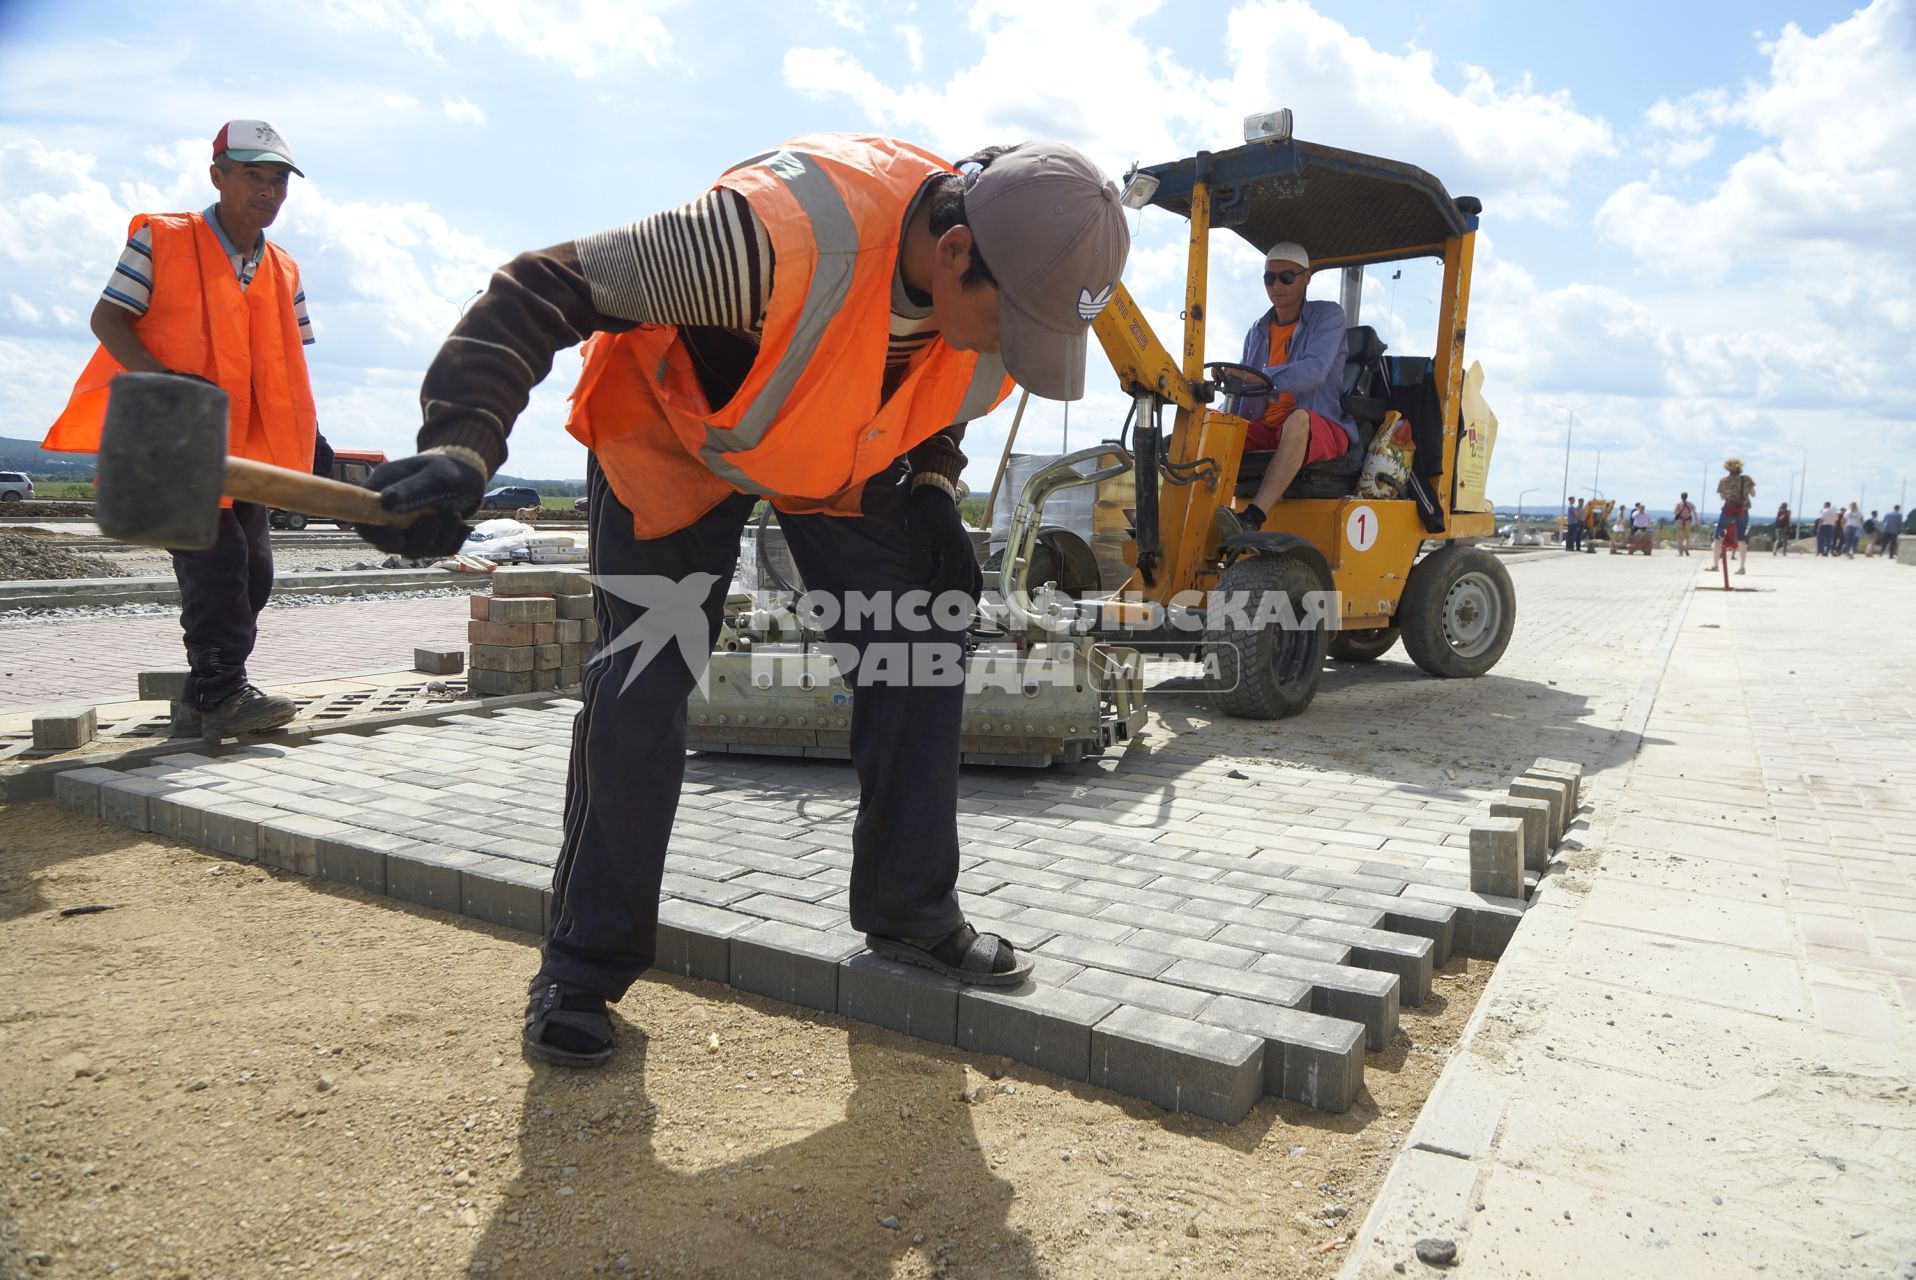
[213,119,302,176]
[964,141,1129,401]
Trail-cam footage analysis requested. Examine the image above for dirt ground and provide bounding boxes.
[0,800,1488,1280]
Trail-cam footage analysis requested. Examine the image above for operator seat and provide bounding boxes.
[1235,325,1390,500]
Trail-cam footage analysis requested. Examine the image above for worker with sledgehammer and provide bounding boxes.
[353,137,1129,1065]
[45,120,332,738]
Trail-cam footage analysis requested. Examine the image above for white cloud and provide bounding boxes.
[442,94,486,124]
[822,0,867,32]
[381,92,422,109]
[1597,0,1916,277]
[784,0,1615,223]
[318,0,676,78]
[898,23,924,73]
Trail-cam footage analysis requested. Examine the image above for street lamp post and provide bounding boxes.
[1516,487,1538,522]
[1545,400,1597,517]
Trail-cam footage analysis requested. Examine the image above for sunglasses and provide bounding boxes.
[1263,269,1304,287]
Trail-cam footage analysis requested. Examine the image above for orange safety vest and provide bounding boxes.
[564,134,1013,539]
[45,212,318,491]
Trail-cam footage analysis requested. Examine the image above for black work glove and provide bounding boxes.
[905,483,983,603]
[312,430,335,479]
[359,450,487,558]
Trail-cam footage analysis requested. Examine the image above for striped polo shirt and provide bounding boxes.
[102,205,314,345]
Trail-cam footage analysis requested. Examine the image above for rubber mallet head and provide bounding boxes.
[94,372,232,550]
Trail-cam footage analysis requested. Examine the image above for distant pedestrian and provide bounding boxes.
[1712,459,1754,575]
[1884,505,1903,559]
[1842,502,1864,557]
[1816,502,1839,556]
[1864,510,1882,556]
[1673,492,1696,556]
[1565,498,1584,552]
[1773,501,1791,555]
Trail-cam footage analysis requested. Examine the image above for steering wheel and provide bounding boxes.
[1203,361,1274,399]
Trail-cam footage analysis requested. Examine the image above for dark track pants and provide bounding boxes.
[539,460,968,1000]
[168,501,274,710]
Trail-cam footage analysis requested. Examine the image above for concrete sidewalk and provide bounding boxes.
[1348,554,1916,1278]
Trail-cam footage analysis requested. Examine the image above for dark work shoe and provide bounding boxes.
[201,684,298,737]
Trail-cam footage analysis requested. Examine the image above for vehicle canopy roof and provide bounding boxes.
[1136,137,1480,269]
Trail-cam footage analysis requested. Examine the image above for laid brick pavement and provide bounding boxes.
[0,593,471,714]
[37,549,1700,1123]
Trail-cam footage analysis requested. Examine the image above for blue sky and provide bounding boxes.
[2,0,1910,516]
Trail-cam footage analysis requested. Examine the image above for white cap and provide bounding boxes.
[1264,241,1310,270]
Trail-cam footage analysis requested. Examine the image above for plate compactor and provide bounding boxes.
[684,449,1148,767]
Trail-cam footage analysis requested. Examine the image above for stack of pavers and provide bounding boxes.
[467,566,597,696]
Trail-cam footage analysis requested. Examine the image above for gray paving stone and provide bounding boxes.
[655,900,757,982]
[1490,798,1553,872]
[1293,920,1434,1006]
[1528,758,1584,809]
[460,855,550,934]
[1197,994,1365,1113]
[1093,899,1218,939]
[1158,958,1311,1010]
[1063,967,1214,1018]
[733,892,842,931]
[658,872,755,908]
[1250,953,1401,1051]
[258,814,353,876]
[1004,905,1136,944]
[54,766,125,819]
[1212,922,1351,965]
[1469,817,1526,900]
[137,669,191,701]
[837,954,961,1044]
[32,707,96,751]
[1509,777,1569,840]
[1327,888,1457,966]
[414,646,464,675]
[1283,864,1410,896]
[315,833,390,895]
[1402,883,1526,957]
[958,981,1117,1083]
[1089,1005,1263,1124]
[730,920,864,1014]
[387,844,489,914]
[1033,934,1173,978]
[1117,926,1262,971]
[98,775,176,832]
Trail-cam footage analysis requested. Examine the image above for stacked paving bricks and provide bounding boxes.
[1468,756,1584,907]
[467,566,597,696]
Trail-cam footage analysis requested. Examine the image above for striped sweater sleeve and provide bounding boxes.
[419,186,968,487]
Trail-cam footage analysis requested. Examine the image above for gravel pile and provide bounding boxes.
[0,531,127,581]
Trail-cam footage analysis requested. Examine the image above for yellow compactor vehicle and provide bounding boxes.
[1072,113,1517,718]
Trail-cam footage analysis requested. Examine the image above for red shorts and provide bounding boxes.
[1244,409,1350,463]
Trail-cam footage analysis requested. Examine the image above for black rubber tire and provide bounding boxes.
[1398,545,1516,678]
[1328,626,1400,663]
[0,491,21,503]
[1204,554,1328,719]
[284,511,307,531]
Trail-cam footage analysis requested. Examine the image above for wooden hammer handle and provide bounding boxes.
[223,457,425,528]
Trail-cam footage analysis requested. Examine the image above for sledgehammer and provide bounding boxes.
[94,373,423,550]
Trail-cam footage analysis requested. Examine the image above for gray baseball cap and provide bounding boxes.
[964,141,1129,400]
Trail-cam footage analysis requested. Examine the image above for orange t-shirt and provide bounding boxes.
[1260,318,1298,426]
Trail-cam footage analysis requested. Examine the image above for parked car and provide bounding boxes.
[0,471,35,502]
[573,496,590,512]
[270,450,388,531]
[480,485,541,511]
